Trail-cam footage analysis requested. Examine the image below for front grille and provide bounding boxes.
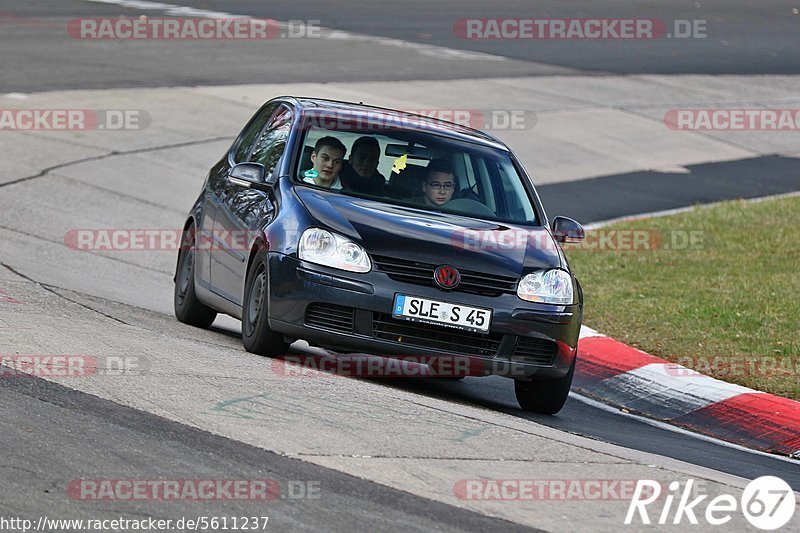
[304,304,505,358]
[511,336,558,366]
[304,303,355,334]
[372,313,501,356]
[372,255,517,297]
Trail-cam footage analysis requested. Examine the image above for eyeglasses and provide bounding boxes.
[426,181,455,191]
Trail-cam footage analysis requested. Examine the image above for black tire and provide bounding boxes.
[242,251,289,356]
[174,226,217,328]
[514,356,576,415]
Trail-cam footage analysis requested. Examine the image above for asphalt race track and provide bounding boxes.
[1,1,799,531]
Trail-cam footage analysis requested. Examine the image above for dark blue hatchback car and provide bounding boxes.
[174,97,586,413]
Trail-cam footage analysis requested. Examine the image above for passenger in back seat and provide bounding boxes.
[340,136,386,195]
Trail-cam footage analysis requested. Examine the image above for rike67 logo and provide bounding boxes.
[626,477,796,530]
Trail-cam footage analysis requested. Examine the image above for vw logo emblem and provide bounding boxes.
[434,264,461,289]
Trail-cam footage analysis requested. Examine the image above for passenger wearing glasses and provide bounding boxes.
[415,158,457,208]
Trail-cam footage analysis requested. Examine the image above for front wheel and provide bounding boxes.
[174,225,217,328]
[514,356,575,415]
[241,251,289,356]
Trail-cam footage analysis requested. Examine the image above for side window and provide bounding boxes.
[248,106,292,175]
[461,152,477,190]
[233,103,276,164]
[492,159,535,223]
[472,155,496,211]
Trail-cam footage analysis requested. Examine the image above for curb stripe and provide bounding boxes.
[674,393,800,456]
[575,333,800,457]
[582,363,753,420]
[575,337,666,386]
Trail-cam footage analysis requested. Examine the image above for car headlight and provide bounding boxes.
[298,228,372,273]
[517,269,574,304]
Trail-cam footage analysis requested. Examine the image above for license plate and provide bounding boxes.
[392,294,492,333]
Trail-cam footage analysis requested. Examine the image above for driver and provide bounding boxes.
[415,158,457,207]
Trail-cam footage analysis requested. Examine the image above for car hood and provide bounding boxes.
[296,188,563,277]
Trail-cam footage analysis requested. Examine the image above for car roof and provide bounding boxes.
[281,97,509,151]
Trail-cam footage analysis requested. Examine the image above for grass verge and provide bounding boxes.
[565,195,800,399]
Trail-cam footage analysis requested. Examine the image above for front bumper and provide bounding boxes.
[267,253,581,379]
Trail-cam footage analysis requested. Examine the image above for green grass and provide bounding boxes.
[565,195,800,399]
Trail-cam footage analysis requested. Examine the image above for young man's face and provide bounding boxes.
[349,144,380,178]
[422,171,455,206]
[311,145,345,186]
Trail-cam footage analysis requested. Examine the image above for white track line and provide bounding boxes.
[585,190,800,230]
[85,0,507,61]
[578,325,604,339]
[569,391,800,465]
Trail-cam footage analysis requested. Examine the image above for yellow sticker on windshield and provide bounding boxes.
[392,154,408,175]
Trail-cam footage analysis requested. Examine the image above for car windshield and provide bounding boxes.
[293,122,540,226]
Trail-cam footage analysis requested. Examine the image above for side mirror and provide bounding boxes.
[552,216,585,243]
[228,163,272,190]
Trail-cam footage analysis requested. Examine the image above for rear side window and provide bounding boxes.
[248,106,292,175]
[233,103,276,164]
